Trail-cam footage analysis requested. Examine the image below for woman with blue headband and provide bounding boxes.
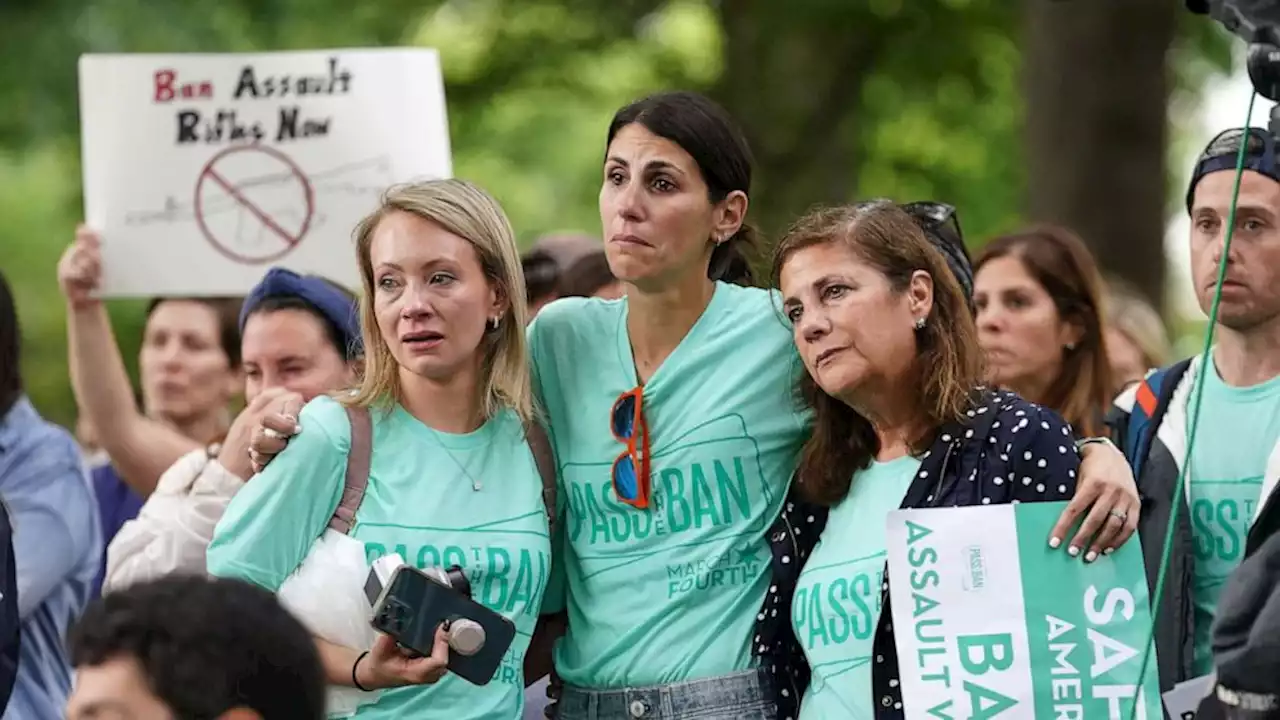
[102,266,362,593]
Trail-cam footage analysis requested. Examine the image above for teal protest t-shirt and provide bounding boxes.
[528,283,809,688]
[1187,359,1280,674]
[793,455,919,720]
[207,396,551,720]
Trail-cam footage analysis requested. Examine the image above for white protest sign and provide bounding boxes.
[1163,674,1215,720]
[886,502,1162,719]
[78,48,452,296]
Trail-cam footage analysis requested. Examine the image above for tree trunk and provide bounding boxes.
[1024,0,1176,306]
[711,1,884,245]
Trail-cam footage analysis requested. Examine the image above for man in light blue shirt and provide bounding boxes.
[0,270,101,718]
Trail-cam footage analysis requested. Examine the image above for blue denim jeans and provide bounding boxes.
[554,669,776,720]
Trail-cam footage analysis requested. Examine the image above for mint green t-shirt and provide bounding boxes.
[528,283,809,688]
[207,396,551,720]
[793,456,920,720]
[1187,359,1280,674]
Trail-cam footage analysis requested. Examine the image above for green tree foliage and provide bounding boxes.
[0,0,1234,426]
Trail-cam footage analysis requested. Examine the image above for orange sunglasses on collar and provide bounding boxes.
[610,387,652,509]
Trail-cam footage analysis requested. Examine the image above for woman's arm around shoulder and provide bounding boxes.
[988,392,1080,505]
[206,396,351,592]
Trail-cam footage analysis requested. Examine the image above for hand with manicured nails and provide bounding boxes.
[218,388,303,480]
[1049,441,1141,563]
[248,394,304,474]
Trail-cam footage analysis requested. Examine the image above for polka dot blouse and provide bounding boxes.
[754,389,1081,719]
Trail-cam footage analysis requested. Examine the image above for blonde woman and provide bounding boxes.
[1103,281,1171,395]
[208,179,551,719]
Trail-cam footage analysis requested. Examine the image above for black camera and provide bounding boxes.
[1189,0,1280,105]
[364,556,516,686]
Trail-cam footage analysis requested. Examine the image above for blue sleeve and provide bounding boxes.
[5,446,97,620]
[1002,403,1080,504]
[207,397,348,592]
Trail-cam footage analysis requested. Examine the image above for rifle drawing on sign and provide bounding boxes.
[124,151,395,264]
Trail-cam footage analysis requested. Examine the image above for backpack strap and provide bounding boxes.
[1125,358,1193,481]
[0,498,19,712]
[524,422,558,536]
[328,405,373,535]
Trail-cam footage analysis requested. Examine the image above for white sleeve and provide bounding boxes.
[103,449,244,593]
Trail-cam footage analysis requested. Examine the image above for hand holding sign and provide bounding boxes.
[1050,441,1142,562]
[886,502,1162,719]
[57,227,105,309]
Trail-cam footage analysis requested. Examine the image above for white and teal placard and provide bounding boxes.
[885,502,1162,719]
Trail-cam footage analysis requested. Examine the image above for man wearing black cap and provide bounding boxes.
[1109,126,1280,692]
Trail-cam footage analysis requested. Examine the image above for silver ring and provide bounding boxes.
[263,427,285,440]
[1108,509,1127,522]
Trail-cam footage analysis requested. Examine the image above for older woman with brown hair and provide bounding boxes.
[772,201,1082,719]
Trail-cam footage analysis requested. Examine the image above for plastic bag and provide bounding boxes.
[277,528,380,718]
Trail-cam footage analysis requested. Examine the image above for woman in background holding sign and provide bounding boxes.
[773,201,1081,718]
[57,231,244,595]
[208,179,554,719]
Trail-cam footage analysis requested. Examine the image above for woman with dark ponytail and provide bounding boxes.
[527,93,1138,719]
[527,91,801,719]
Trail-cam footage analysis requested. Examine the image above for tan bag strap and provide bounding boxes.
[326,408,552,536]
[328,405,373,535]
[524,421,558,536]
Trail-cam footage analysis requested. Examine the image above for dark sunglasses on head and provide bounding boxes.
[902,202,966,256]
[871,200,974,303]
[852,199,965,253]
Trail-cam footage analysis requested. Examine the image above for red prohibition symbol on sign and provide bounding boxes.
[194,144,315,265]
